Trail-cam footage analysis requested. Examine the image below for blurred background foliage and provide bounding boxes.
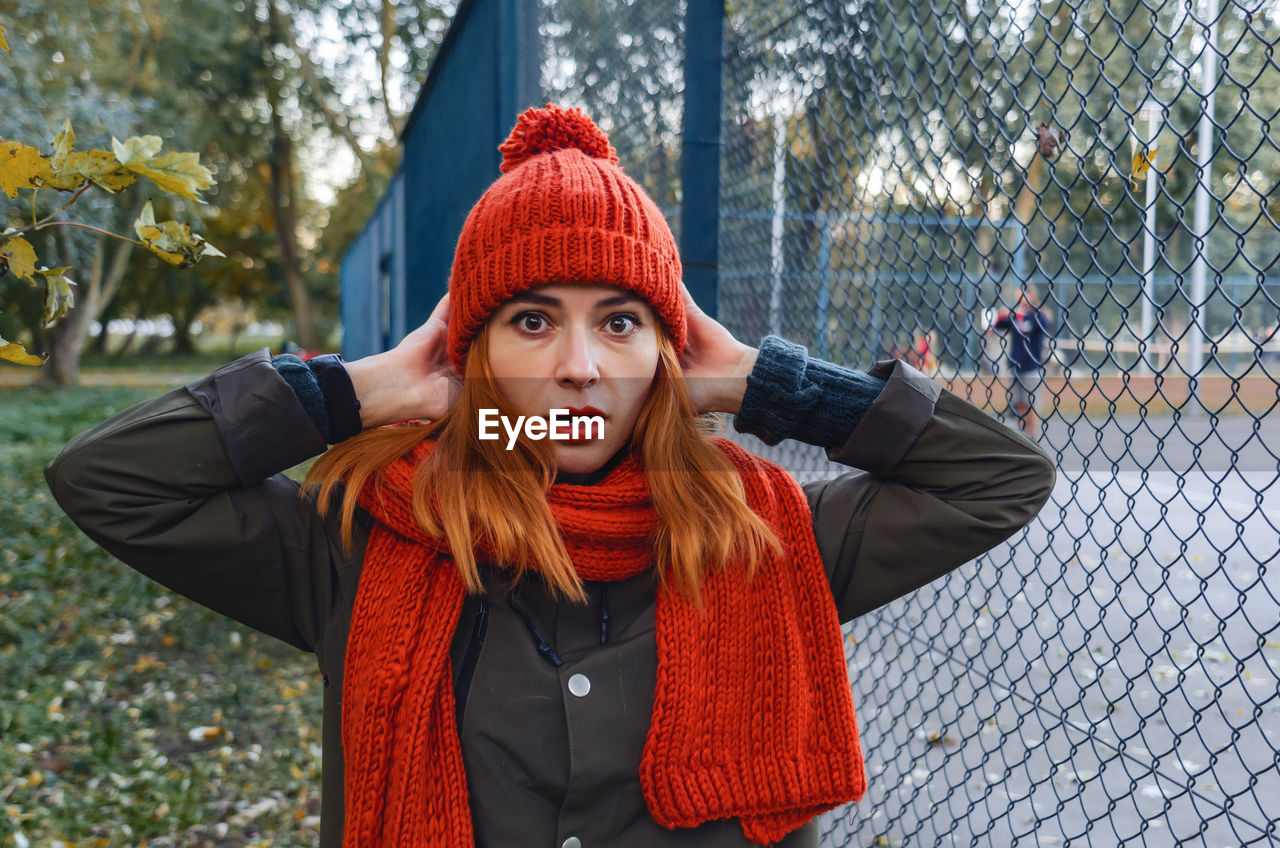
[0,0,452,384]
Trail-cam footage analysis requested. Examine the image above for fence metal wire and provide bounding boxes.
[539,0,688,232]
[544,0,1280,844]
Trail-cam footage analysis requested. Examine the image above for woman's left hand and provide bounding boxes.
[677,281,759,415]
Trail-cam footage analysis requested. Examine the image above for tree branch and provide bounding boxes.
[4,183,96,243]
[379,0,403,137]
[98,192,149,312]
[39,221,145,245]
[87,238,105,307]
[269,0,378,177]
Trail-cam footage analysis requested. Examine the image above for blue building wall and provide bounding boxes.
[340,0,540,359]
[340,174,405,361]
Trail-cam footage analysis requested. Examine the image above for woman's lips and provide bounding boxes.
[562,407,606,442]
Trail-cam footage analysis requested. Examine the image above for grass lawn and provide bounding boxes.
[0,335,308,387]
[1,383,325,847]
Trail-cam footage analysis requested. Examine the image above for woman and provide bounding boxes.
[46,104,1056,847]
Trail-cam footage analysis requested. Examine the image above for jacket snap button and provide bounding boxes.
[323,674,330,688]
[562,838,581,848]
[567,674,590,698]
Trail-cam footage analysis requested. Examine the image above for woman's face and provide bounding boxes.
[484,282,660,475]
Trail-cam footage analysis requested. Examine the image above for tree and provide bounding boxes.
[0,10,226,382]
[1,106,223,378]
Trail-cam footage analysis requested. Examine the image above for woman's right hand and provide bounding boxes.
[345,292,463,429]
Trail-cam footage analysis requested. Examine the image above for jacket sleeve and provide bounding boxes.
[801,357,1057,622]
[42,347,361,652]
[1040,308,1058,337]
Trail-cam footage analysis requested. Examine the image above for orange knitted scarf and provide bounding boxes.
[341,435,866,846]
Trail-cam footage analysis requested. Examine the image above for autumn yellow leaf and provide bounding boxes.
[130,653,166,673]
[40,119,137,192]
[51,118,74,170]
[1,234,39,282]
[1,235,76,324]
[1130,148,1157,191]
[113,135,214,201]
[0,22,9,53]
[134,200,225,268]
[111,134,163,164]
[133,151,215,200]
[48,150,139,192]
[0,140,56,197]
[37,266,76,324]
[1,336,44,365]
[187,725,226,741]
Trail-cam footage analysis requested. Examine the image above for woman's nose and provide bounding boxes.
[554,326,600,388]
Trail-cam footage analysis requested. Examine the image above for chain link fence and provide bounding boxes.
[538,0,1280,843]
[539,0,687,233]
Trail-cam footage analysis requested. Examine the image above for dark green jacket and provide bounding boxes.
[44,348,1055,847]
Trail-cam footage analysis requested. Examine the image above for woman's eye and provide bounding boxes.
[607,313,640,334]
[513,312,546,333]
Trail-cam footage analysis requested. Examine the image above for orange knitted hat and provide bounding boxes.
[446,103,686,372]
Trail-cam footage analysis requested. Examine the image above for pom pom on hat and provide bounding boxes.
[498,103,620,173]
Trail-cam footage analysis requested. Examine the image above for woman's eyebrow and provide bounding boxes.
[505,292,645,309]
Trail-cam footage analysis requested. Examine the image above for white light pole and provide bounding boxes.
[1137,100,1161,376]
[1188,0,1220,408]
[770,106,786,338]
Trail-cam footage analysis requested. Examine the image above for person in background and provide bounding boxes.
[988,286,1055,439]
[913,329,938,374]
